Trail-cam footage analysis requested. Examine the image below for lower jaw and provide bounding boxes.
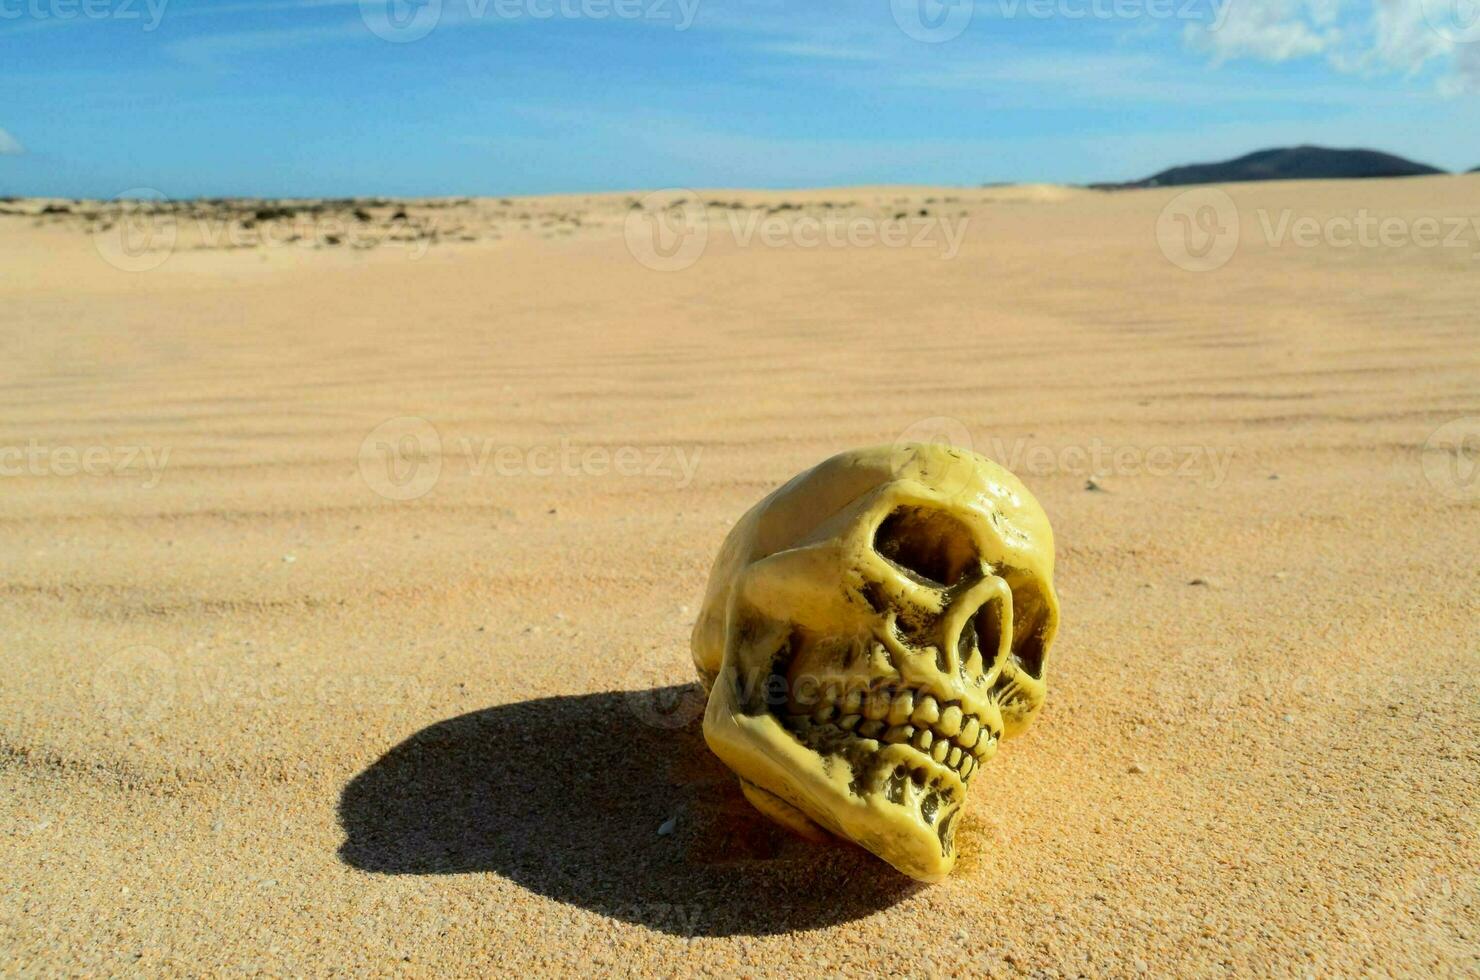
[706,701,964,880]
[786,726,967,852]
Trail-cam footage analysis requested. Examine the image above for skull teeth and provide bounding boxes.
[785,684,996,782]
[887,691,915,725]
[883,724,913,744]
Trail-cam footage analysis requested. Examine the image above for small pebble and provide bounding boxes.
[1129,762,1148,774]
[657,816,677,836]
[1085,477,1107,492]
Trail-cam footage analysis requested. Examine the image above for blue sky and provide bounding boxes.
[2,0,1477,198]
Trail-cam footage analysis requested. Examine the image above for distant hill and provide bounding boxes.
[1099,146,1446,189]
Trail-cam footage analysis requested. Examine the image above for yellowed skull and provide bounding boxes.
[691,444,1059,881]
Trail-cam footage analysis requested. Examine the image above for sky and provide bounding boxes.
[2,0,1478,198]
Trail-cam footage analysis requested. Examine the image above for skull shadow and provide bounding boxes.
[337,684,921,937]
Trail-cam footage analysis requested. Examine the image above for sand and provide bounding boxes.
[1,176,1477,975]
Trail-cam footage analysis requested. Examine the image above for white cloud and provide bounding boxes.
[1186,0,1476,91]
[1189,0,1336,62]
[0,127,24,155]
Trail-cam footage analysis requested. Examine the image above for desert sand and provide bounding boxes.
[1,175,1476,975]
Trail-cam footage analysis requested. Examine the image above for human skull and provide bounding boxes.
[691,444,1059,881]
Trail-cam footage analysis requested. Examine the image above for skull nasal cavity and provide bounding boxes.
[873,506,978,587]
[968,597,1005,674]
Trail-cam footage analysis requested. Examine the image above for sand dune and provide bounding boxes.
[1,176,1476,974]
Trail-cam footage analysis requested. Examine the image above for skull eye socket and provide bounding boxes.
[873,505,978,588]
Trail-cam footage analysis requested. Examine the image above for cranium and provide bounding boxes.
[691,444,1059,881]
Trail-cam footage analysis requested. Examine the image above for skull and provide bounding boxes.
[691,444,1059,881]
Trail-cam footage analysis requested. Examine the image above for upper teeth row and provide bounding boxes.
[790,686,996,780]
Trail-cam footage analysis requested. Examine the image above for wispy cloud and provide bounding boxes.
[161,21,367,69]
[0,127,24,155]
[755,41,885,61]
[1184,0,1477,91]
